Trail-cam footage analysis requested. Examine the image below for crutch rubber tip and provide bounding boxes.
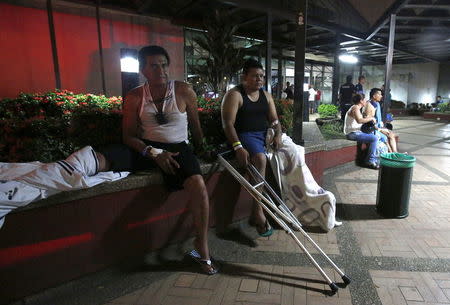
[329,283,339,294]
[342,275,351,285]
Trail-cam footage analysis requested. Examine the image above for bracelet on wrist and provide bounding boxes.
[232,141,241,148]
[233,144,243,151]
[142,145,163,157]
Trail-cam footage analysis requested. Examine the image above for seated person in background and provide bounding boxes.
[344,94,379,169]
[101,45,218,275]
[364,88,398,153]
[221,58,282,237]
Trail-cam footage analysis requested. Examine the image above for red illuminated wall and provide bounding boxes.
[0,2,184,98]
[0,4,56,97]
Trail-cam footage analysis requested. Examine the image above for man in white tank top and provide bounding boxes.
[119,46,218,274]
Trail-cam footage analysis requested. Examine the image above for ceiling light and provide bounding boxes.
[339,54,358,64]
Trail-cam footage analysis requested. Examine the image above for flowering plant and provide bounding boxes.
[274,99,294,136]
[0,89,122,162]
[1,90,296,163]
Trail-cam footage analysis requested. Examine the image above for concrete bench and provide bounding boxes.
[0,123,358,303]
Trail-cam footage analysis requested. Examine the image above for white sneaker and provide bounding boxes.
[334,220,343,227]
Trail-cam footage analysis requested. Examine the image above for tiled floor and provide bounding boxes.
[10,118,450,305]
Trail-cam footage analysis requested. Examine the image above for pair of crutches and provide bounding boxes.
[217,150,350,294]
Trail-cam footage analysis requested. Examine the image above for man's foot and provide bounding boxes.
[187,249,220,275]
[249,218,274,237]
[365,162,379,170]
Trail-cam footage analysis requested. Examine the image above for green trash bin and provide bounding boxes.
[376,153,416,218]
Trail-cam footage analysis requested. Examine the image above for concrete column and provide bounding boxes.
[266,12,272,93]
[331,33,341,105]
[383,14,396,121]
[293,0,307,145]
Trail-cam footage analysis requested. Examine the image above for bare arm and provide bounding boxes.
[221,89,249,166]
[355,105,375,124]
[179,82,204,151]
[122,88,147,154]
[221,89,242,146]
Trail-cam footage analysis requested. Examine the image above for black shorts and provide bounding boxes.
[99,140,201,190]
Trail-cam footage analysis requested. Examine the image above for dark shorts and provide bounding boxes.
[99,140,201,191]
[237,131,267,155]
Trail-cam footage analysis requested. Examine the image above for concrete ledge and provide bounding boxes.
[422,112,450,121]
[0,122,358,302]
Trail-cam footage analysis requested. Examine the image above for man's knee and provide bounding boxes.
[251,153,266,167]
[185,174,206,191]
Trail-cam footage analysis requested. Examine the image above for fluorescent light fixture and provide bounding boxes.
[120,57,139,73]
[344,47,357,51]
[339,54,358,64]
[340,40,359,46]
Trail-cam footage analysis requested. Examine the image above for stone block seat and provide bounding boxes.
[0,123,358,303]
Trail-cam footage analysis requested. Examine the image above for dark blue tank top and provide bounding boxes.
[234,84,269,133]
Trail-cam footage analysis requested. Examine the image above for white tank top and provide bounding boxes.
[138,80,188,143]
[343,106,362,135]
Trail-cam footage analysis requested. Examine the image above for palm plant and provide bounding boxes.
[190,9,245,96]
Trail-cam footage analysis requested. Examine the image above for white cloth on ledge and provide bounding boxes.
[266,130,337,232]
[0,146,129,229]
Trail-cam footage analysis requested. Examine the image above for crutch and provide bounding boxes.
[217,151,351,294]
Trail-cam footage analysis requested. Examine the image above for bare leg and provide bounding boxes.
[249,153,268,230]
[388,133,398,152]
[183,175,211,262]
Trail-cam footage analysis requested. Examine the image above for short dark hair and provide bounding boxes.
[243,58,263,75]
[358,75,365,81]
[352,93,364,104]
[370,88,382,99]
[138,45,170,70]
[346,75,353,83]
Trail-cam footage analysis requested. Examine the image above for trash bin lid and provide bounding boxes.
[380,152,416,168]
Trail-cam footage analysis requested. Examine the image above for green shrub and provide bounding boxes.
[0,90,228,162]
[317,104,338,118]
[319,120,345,140]
[0,90,122,162]
[437,102,450,113]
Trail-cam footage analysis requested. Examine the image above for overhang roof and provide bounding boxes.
[66,0,450,64]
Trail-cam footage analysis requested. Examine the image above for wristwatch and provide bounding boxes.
[143,145,163,158]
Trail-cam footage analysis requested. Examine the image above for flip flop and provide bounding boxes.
[187,250,220,275]
[249,218,274,237]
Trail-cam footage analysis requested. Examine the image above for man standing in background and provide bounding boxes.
[355,75,366,95]
[339,75,356,120]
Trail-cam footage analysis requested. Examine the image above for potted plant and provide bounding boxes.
[315,104,339,126]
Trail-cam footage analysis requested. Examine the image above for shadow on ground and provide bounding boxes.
[337,203,384,221]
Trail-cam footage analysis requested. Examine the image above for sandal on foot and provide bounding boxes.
[249,219,273,237]
[187,250,220,275]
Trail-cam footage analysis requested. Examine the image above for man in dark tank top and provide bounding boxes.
[221,59,282,237]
